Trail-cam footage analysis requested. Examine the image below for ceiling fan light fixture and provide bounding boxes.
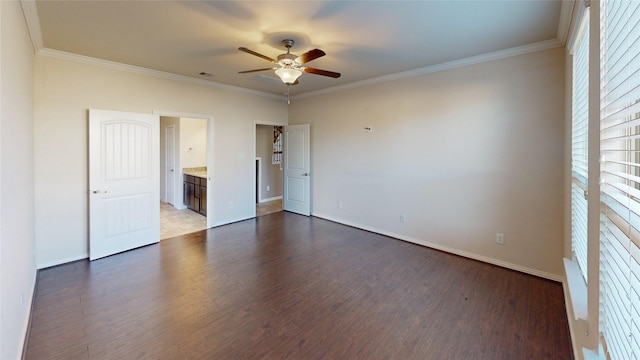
[275,67,302,85]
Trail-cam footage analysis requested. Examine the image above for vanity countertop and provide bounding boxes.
[183,167,207,179]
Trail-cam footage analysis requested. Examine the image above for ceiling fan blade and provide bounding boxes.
[238,67,277,74]
[238,47,276,63]
[296,49,326,64]
[303,67,341,78]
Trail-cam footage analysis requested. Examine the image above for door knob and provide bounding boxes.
[302,172,310,176]
[92,190,107,194]
[169,169,174,172]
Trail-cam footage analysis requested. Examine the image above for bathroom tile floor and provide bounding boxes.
[161,199,283,240]
[160,201,207,240]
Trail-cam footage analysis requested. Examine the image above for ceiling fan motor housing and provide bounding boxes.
[277,53,298,67]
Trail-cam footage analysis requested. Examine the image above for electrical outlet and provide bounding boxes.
[338,201,343,209]
[400,214,407,223]
[496,233,505,245]
[266,185,270,192]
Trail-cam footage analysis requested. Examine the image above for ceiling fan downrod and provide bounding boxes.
[282,39,294,54]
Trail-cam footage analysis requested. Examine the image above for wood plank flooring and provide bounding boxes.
[25,212,572,359]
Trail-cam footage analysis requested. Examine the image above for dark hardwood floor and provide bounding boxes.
[25,212,572,359]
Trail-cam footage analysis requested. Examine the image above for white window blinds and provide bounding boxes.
[572,10,590,282]
[600,0,640,358]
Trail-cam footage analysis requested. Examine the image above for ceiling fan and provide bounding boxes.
[238,39,341,85]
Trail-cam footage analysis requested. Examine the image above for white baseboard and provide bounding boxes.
[162,201,186,210]
[37,254,88,270]
[259,196,282,203]
[312,212,562,282]
[211,215,255,228]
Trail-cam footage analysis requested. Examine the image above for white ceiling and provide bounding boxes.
[32,1,569,96]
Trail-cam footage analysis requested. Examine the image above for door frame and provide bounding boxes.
[254,120,287,217]
[255,157,262,203]
[164,124,176,205]
[155,110,214,228]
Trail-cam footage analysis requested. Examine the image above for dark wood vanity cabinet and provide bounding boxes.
[199,185,207,216]
[183,175,207,216]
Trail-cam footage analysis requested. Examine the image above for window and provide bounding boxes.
[572,9,590,282]
[599,0,640,358]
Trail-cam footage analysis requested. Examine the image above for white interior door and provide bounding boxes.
[283,124,311,216]
[89,109,160,260]
[165,125,175,205]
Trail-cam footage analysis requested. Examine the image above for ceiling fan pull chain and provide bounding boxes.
[287,86,291,105]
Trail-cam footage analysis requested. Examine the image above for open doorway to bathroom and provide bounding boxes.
[160,116,209,239]
[255,124,283,216]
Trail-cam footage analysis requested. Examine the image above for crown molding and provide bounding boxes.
[37,38,566,103]
[295,38,564,100]
[34,39,565,103]
[37,48,282,100]
[22,0,571,103]
[21,0,44,53]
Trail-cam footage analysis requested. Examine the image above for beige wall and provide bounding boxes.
[34,55,288,268]
[0,2,37,358]
[256,125,283,201]
[290,47,566,278]
[180,117,207,169]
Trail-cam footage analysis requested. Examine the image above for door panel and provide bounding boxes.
[104,194,152,236]
[287,178,305,202]
[89,109,160,260]
[283,124,310,216]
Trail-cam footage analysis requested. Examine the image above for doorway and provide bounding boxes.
[159,115,210,239]
[255,124,283,216]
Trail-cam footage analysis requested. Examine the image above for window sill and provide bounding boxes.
[563,257,588,321]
